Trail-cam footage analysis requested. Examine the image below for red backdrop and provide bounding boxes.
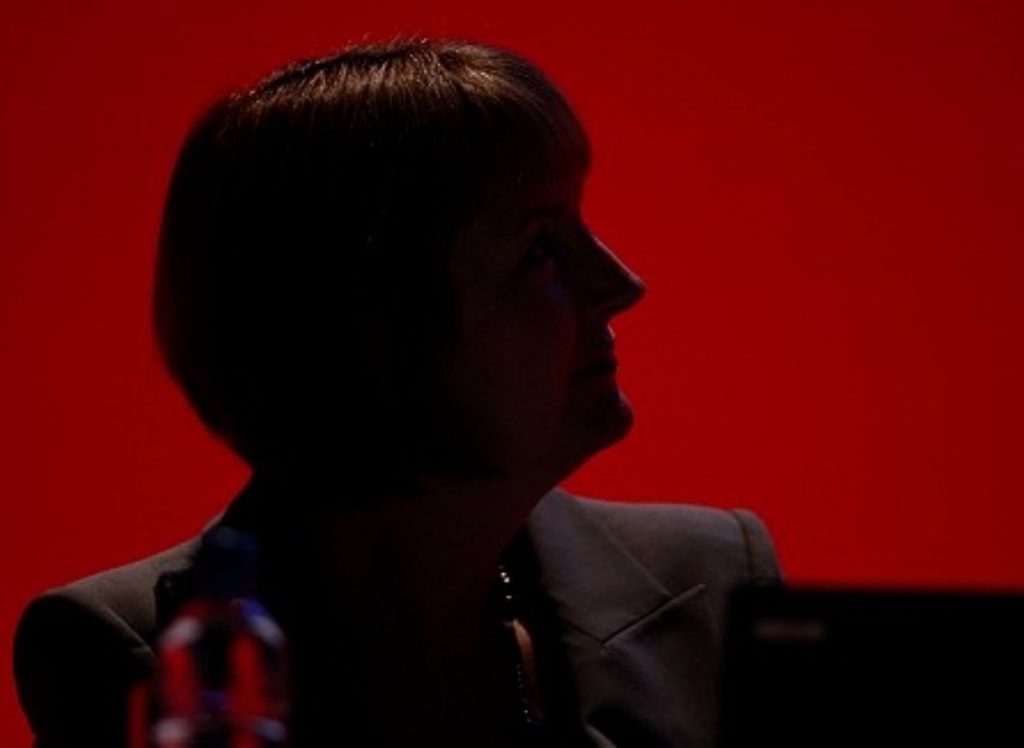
[3,1,1023,743]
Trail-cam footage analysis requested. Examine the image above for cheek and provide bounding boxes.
[452,273,578,412]
[510,282,577,393]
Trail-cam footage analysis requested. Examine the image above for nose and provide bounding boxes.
[581,234,647,319]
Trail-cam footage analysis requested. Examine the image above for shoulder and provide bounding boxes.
[18,536,201,649]
[526,491,782,745]
[570,495,782,588]
[13,537,200,746]
[527,488,783,640]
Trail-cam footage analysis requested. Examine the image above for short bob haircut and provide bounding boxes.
[153,38,591,493]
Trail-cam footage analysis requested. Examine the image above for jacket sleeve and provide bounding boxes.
[13,589,156,748]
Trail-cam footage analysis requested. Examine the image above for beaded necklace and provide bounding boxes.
[496,562,550,742]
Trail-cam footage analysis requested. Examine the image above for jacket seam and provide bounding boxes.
[729,509,759,584]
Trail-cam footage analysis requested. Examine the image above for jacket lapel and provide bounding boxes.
[526,488,715,747]
[526,487,677,642]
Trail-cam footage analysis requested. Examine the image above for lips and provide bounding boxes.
[575,328,618,376]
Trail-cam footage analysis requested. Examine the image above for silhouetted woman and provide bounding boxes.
[15,38,781,747]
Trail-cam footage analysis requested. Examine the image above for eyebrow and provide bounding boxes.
[509,204,574,237]
[519,204,570,222]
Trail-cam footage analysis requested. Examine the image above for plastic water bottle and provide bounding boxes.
[151,527,290,747]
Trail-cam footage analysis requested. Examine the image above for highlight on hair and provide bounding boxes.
[153,37,591,486]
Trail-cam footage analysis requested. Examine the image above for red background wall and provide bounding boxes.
[3,1,1022,743]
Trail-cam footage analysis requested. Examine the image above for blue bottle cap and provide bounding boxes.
[197,526,261,599]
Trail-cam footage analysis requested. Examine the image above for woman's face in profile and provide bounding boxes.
[431,169,647,484]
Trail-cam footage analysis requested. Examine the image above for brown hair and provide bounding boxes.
[153,38,590,490]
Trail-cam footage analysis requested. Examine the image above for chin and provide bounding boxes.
[571,386,636,460]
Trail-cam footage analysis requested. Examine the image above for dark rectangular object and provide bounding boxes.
[718,585,1024,747]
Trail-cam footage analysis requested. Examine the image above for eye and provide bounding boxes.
[524,232,560,266]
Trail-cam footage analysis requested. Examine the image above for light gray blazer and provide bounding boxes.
[14,484,781,747]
